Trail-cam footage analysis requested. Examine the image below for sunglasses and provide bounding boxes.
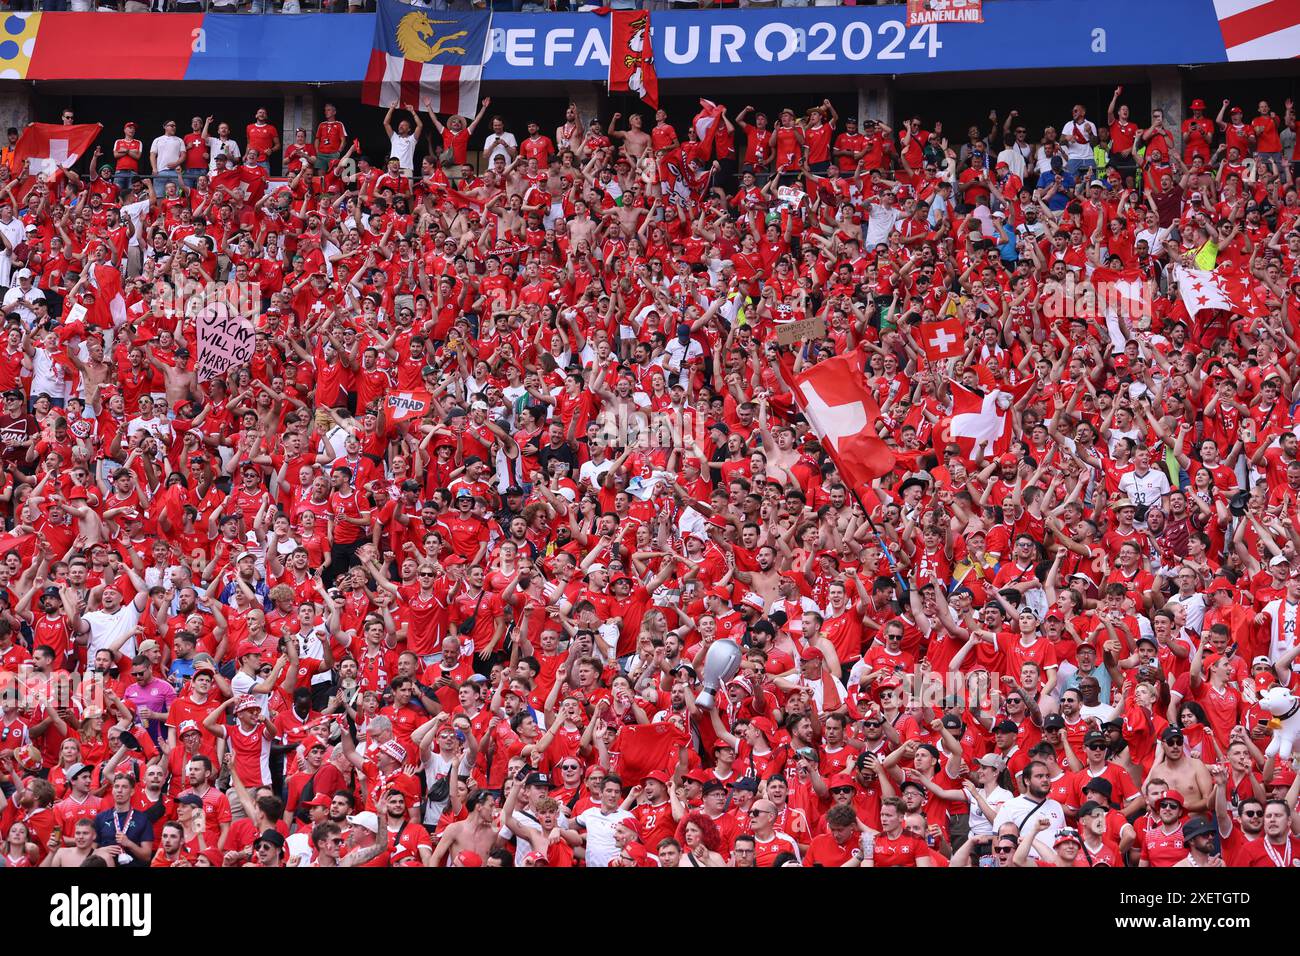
[1086,743,1107,751]
[830,787,855,795]
[749,809,768,817]
[1241,810,1263,818]
[1160,801,1182,810]
[994,845,1015,853]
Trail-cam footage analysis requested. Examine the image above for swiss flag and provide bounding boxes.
[943,379,1012,461]
[210,165,268,205]
[692,98,726,161]
[1090,266,1148,321]
[0,530,36,563]
[90,261,126,329]
[915,317,965,362]
[791,351,896,489]
[12,122,101,179]
[1174,265,1267,320]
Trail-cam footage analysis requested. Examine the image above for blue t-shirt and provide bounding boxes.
[94,808,156,867]
[1036,169,1075,211]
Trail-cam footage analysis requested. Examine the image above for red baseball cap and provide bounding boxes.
[1190,98,1206,111]
[623,842,648,866]
[455,850,483,867]
[1160,789,1185,807]
[644,770,673,785]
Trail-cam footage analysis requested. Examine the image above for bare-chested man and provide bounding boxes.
[69,337,114,405]
[1146,725,1213,813]
[431,789,499,866]
[555,102,584,156]
[608,112,650,163]
[144,342,199,406]
[568,199,599,248]
[41,818,116,867]
[736,543,783,606]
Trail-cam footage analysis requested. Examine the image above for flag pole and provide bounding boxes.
[846,484,908,597]
[776,350,908,594]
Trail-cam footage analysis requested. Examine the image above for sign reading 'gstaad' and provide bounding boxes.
[196,303,256,383]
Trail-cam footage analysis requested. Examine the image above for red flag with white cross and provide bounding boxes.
[915,316,965,362]
[791,351,896,486]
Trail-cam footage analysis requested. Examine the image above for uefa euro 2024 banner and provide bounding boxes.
[0,0,1272,83]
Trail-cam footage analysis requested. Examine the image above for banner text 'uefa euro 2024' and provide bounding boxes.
[171,0,1232,84]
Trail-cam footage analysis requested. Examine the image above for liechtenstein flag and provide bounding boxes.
[362,0,492,117]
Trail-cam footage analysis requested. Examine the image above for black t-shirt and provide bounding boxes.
[536,440,578,478]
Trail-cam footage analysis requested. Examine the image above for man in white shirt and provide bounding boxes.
[0,202,26,287]
[1116,446,1171,524]
[991,761,1066,858]
[2,269,44,326]
[482,116,517,168]
[574,775,636,867]
[74,561,149,661]
[997,117,1033,180]
[664,324,704,388]
[126,395,172,443]
[149,120,185,189]
[865,190,902,248]
[384,106,422,176]
[206,122,241,175]
[1164,565,1207,634]
[1061,104,1098,179]
[578,440,616,492]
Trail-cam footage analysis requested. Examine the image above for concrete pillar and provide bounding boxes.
[566,84,602,125]
[857,77,894,130]
[0,87,32,133]
[281,91,315,176]
[1148,66,1184,153]
[283,91,315,146]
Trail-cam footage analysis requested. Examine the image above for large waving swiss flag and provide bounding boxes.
[941,378,1031,461]
[791,351,896,489]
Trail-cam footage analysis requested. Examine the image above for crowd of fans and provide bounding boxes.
[0,81,1296,870]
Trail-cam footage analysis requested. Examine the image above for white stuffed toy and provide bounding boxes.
[1258,686,1300,760]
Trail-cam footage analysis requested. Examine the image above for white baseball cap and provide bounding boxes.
[345,811,380,833]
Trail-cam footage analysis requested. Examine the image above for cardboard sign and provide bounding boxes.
[196,302,255,383]
[774,315,827,346]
